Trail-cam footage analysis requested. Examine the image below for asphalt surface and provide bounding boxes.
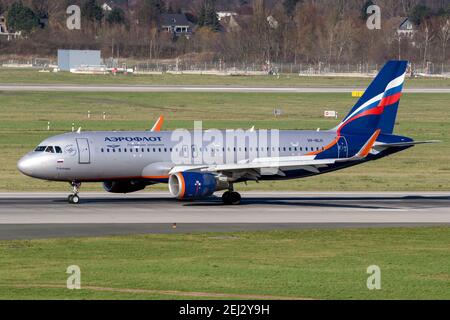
[0,84,449,93]
[0,192,449,240]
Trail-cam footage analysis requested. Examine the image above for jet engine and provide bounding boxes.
[103,180,148,194]
[169,172,228,200]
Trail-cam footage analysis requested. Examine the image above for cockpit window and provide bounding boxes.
[35,146,46,152]
[45,146,55,153]
[55,146,62,154]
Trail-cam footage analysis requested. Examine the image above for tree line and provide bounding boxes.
[0,0,449,68]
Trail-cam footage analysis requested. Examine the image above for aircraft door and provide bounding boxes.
[337,136,349,159]
[76,138,91,164]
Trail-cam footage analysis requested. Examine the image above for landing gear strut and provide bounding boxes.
[222,185,242,205]
[68,182,81,204]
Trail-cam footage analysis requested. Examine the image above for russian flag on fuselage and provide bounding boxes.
[337,61,408,136]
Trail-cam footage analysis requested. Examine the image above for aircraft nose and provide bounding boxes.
[17,155,35,177]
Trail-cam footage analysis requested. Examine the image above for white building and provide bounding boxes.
[58,50,102,72]
[0,14,8,34]
[217,11,237,21]
[397,18,416,37]
[101,2,113,12]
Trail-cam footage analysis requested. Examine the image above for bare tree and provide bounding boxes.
[436,16,450,72]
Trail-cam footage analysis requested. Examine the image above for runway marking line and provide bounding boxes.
[4,284,314,300]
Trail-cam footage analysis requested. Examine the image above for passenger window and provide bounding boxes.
[101,148,104,153]
[45,146,55,153]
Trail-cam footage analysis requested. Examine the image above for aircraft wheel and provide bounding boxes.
[72,195,80,204]
[222,191,241,205]
[222,191,232,205]
[68,195,80,204]
[229,192,242,205]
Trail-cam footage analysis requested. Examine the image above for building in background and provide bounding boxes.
[397,18,416,37]
[57,50,102,72]
[217,11,237,21]
[101,2,113,12]
[0,14,8,34]
[160,14,192,38]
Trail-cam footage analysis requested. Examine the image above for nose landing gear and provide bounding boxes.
[68,182,81,204]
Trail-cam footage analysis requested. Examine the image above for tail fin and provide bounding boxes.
[336,60,408,136]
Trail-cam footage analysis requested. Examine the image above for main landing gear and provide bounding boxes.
[222,185,242,205]
[68,182,81,204]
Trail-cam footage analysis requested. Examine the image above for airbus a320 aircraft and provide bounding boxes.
[18,61,436,205]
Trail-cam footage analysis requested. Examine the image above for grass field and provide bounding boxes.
[1,68,450,87]
[0,91,449,192]
[0,227,449,300]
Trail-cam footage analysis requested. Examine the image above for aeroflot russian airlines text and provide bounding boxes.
[105,137,163,142]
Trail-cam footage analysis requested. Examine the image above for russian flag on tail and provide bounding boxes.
[336,61,408,136]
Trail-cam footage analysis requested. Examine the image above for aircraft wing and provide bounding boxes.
[373,140,440,151]
[202,156,337,176]
[169,131,382,180]
[169,156,338,180]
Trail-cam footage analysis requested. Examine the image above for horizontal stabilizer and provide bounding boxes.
[373,140,440,150]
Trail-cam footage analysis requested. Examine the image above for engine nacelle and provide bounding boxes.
[169,172,228,200]
[103,180,147,194]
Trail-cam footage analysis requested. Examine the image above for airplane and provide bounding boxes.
[17,60,437,205]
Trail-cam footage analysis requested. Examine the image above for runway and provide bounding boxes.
[0,84,449,93]
[0,192,449,240]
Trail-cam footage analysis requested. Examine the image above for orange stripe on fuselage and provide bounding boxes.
[306,137,339,156]
[142,175,170,180]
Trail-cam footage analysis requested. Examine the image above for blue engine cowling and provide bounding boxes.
[169,172,222,199]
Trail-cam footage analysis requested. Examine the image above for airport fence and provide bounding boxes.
[0,57,56,68]
[132,61,450,77]
[1,57,450,77]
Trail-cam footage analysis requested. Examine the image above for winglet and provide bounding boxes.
[151,116,164,132]
[354,129,381,159]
